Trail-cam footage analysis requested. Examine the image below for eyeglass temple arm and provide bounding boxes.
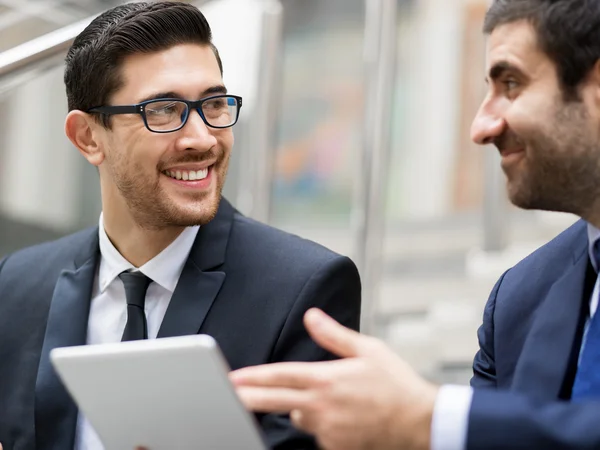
[88,105,140,114]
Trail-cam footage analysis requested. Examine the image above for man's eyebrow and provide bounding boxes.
[137,91,182,103]
[484,61,526,84]
[201,85,228,96]
[136,85,228,103]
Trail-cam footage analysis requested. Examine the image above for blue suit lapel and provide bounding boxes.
[512,236,590,400]
[35,229,99,450]
[157,199,234,338]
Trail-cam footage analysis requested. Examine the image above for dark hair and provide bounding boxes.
[64,1,223,125]
[484,0,600,99]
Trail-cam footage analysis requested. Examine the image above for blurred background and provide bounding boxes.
[0,0,579,384]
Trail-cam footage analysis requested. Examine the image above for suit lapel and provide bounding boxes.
[35,229,100,450]
[157,199,234,338]
[512,232,590,401]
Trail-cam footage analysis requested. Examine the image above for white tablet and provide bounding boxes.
[50,335,267,450]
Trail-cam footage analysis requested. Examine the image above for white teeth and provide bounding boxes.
[164,168,210,181]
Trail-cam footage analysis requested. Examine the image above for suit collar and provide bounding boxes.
[586,222,600,272]
[512,222,591,400]
[97,213,200,293]
[69,227,100,269]
[157,198,234,337]
[73,197,235,273]
[186,197,235,271]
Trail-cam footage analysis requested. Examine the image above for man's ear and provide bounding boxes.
[65,111,106,167]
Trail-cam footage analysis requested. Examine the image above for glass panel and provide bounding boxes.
[0,63,100,258]
[271,0,364,231]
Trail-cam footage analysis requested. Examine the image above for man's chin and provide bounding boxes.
[506,181,536,210]
[168,196,221,227]
[507,184,569,213]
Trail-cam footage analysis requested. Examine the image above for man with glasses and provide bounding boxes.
[0,2,360,450]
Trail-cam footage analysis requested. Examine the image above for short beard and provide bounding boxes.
[107,150,228,231]
[503,100,600,217]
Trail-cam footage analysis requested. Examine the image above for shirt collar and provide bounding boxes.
[587,222,600,272]
[98,213,200,293]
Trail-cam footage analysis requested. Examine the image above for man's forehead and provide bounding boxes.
[485,20,542,70]
[115,44,223,101]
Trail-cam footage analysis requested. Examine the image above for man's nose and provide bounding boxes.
[180,108,218,150]
[471,101,506,146]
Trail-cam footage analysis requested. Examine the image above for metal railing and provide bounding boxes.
[0,17,94,96]
[0,18,88,79]
[354,0,398,335]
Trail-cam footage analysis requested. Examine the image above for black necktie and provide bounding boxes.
[119,271,151,341]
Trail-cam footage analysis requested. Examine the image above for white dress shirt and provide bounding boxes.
[74,214,199,450]
[430,223,600,450]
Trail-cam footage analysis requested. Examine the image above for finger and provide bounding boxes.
[230,361,328,388]
[236,386,312,413]
[290,409,320,436]
[290,409,304,427]
[303,308,366,358]
[290,409,309,432]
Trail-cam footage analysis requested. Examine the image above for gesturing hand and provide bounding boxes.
[231,308,438,450]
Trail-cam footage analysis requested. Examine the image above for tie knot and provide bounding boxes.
[119,271,151,308]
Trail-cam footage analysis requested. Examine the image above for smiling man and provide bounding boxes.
[232,0,600,449]
[0,2,361,450]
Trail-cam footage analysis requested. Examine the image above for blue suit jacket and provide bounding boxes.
[469,220,600,449]
[0,198,361,450]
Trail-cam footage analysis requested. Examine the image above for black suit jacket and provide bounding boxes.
[468,220,600,449]
[0,198,361,450]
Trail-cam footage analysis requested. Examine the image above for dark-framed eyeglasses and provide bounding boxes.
[87,94,243,133]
